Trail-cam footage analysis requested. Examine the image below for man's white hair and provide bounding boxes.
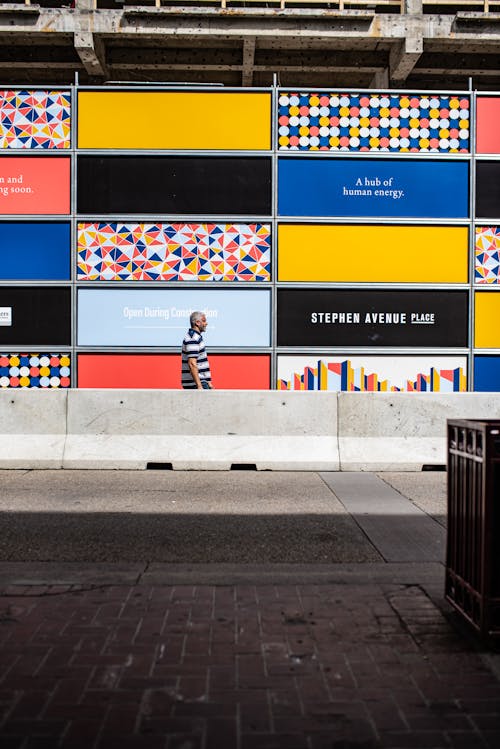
[190,310,204,327]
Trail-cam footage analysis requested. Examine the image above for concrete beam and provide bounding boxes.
[109,46,384,68]
[389,32,423,83]
[74,31,108,77]
[369,68,389,89]
[416,66,500,77]
[403,0,423,13]
[108,45,242,67]
[0,61,80,70]
[253,64,380,73]
[242,37,255,86]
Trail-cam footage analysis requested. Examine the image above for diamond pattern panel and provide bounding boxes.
[475,226,500,284]
[77,222,271,281]
[0,90,71,149]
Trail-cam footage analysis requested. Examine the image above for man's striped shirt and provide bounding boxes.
[181,328,212,389]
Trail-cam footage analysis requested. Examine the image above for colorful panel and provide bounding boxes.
[77,222,271,282]
[476,162,500,219]
[78,91,271,150]
[278,159,469,219]
[277,289,469,347]
[278,224,468,283]
[0,353,70,388]
[0,157,70,215]
[475,227,500,284]
[0,286,71,346]
[77,288,271,347]
[474,356,500,391]
[277,93,470,153]
[0,90,71,150]
[77,156,272,216]
[474,292,500,348]
[77,353,270,389]
[0,222,70,280]
[277,355,467,392]
[476,98,500,154]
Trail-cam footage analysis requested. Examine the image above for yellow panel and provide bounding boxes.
[278,225,468,283]
[475,292,500,348]
[77,91,271,150]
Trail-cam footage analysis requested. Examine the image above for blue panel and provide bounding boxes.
[78,288,271,347]
[474,356,500,391]
[0,223,70,280]
[278,159,469,218]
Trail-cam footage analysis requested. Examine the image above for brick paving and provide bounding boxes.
[1,581,500,748]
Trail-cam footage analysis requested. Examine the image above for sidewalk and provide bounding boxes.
[0,470,499,748]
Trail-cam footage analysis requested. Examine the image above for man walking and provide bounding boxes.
[181,310,213,390]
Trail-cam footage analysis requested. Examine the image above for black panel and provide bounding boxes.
[476,162,500,218]
[77,156,272,215]
[277,289,468,347]
[0,287,71,345]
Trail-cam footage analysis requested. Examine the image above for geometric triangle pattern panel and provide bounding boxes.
[277,357,467,392]
[0,90,71,149]
[0,353,71,388]
[77,222,271,281]
[278,93,470,153]
[475,226,500,284]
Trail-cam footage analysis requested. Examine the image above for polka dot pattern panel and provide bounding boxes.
[278,93,470,153]
[0,353,71,388]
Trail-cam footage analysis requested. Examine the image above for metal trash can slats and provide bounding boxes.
[446,419,500,640]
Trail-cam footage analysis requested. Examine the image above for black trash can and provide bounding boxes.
[446,419,500,640]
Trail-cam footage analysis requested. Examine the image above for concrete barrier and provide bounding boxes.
[63,389,339,470]
[338,392,500,471]
[0,389,67,468]
[2,389,500,470]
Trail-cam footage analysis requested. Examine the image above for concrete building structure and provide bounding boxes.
[0,0,500,90]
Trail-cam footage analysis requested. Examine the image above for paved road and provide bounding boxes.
[0,470,444,565]
[2,469,499,749]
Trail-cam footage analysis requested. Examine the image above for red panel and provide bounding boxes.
[0,157,70,214]
[78,354,181,388]
[210,355,270,389]
[77,353,270,390]
[476,98,500,154]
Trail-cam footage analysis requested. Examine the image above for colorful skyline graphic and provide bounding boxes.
[277,357,467,392]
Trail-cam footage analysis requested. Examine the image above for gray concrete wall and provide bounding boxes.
[2,389,500,470]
